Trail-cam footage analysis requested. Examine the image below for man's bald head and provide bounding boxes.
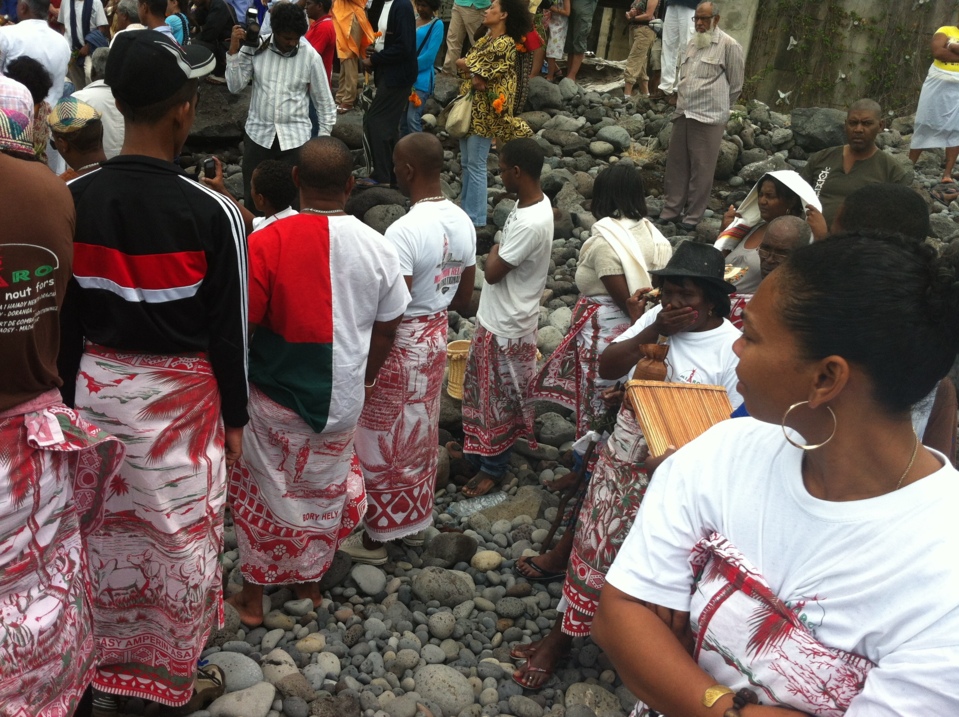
[393,132,444,197]
[760,215,811,279]
[296,137,353,194]
[395,133,444,175]
[848,98,882,120]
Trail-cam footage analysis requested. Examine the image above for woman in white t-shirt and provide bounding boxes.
[511,241,741,689]
[595,232,959,717]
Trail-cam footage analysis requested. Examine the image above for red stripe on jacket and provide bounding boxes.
[73,243,208,291]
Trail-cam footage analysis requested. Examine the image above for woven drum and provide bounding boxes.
[447,340,471,399]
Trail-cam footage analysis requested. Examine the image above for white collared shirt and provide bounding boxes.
[72,79,125,158]
[0,19,71,107]
[225,36,336,151]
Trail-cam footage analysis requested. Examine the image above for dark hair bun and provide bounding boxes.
[778,231,959,414]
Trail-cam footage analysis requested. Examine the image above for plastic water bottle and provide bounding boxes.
[446,491,508,518]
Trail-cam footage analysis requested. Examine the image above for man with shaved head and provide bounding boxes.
[801,98,913,227]
[344,132,477,563]
[227,136,411,625]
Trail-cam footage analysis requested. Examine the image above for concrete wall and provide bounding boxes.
[744,0,958,112]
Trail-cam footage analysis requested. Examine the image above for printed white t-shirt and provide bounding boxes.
[606,417,959,716]
[385,199,477,317]
[615,303,743,408]
[476,195,553,339]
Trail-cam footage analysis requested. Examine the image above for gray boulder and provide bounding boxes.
[930,212,958,240]
[414,664,475,716]
[589,141,615,159]
[433,73,462,106]
[526,76,564,111]
[346,186,408,217]
[713,139,740,180]
[558,77,581,101]
[520,110,552,132]
[363,204,406,234]
[596,125,631,151]
[423,532,479,567]
[190,83,250,141]
[331,110,364,149]
[537,326,564,356]
[411,567,475,607]
[544,114,587,132]
[790,107,847,152]
[738,155,790,184]
[536,412,576,446]
[207,682,275,717]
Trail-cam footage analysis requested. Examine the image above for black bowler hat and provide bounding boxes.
[106,30,215,109]
[650,240,737,294]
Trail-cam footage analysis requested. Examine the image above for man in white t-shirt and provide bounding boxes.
[345,133,477,563]
[460,138,553,498]
[57,0,109,88]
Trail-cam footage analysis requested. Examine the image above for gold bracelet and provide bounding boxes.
[702,684,734,708]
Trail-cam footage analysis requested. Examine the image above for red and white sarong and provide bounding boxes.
[529,295,630,438]
[562,403,648,636]
[462,324,539,457]
[728,293,752,331]
[632,533,873,716]
[230,385,367,584]
[354,311,447,542]
[74,345,228,708]
[0,390,124,717]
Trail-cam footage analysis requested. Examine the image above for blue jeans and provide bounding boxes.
[309,101,319,137]
[465,447,513,480]
[399,89,428,137]
[459,134,492,227]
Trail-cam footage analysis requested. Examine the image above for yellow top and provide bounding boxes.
[933,26,959,72]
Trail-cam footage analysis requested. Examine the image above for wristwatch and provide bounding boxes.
[702,684,734,708]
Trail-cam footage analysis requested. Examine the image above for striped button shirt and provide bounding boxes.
[675,27,744,126]
[226,36,337,151]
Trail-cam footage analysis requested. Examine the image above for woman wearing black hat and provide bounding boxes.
[510,241,742,689]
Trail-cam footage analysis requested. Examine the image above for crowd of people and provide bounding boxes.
[2,0,959,716]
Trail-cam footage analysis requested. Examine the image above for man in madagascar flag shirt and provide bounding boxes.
[226,136,410,627]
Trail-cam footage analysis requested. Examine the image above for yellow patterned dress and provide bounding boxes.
[461,34,533,142]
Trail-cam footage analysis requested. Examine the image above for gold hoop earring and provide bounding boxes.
[781,400,836,451]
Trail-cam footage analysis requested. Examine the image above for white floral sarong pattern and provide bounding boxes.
[75,345,227,707]
[563,404,648,636]
[462,324,539,456]
[354,312,447,542]
[230,385,367,584]
[0,391,124,717]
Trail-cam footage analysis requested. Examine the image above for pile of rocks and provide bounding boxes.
[179,407,629,717]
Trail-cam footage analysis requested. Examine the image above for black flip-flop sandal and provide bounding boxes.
[516,556,565,582]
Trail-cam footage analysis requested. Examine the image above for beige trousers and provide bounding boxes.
[441,4,486,75]
[624,25,656,86]
[336,16,364,106]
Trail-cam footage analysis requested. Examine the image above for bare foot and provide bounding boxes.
[292,582,323,609]
[462,470,498,497]
[512,629,571,689]
[510,640,541,660]
[543,471,579,493]
[226,592,263,628]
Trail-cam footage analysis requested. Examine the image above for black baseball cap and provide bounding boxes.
[106,30,215,108]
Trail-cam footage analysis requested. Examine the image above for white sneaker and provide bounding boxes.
[340,531,388,566]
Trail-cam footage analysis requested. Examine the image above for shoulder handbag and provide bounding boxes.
[442,91,473,138]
